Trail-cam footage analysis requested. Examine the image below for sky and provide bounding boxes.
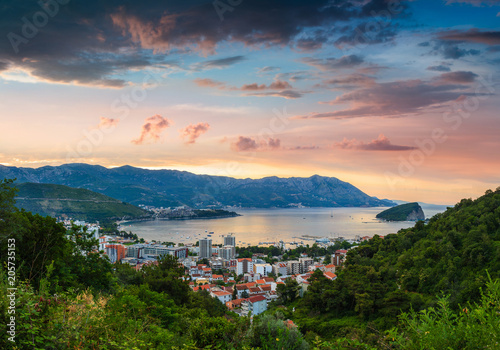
[0,0,499,205]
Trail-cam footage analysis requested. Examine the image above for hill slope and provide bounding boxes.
[0,163,396,208]
[294,188,500,340]
[15,182,149,221]
[376,202,425,221]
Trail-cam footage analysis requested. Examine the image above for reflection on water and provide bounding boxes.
[124,205,449,245]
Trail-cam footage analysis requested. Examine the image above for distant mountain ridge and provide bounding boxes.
[0,163,396,209]
[14,182,149,221]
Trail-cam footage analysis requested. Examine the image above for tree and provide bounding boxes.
[277,278,300,304]
[143,254,190,304]
[241,290,249,299]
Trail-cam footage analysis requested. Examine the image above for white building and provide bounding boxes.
[237,258,253,276]
[253,263,273,276]
[273,262,287,276]
[210,290,232,304]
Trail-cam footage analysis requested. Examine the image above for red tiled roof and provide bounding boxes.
[212,291,231,296]
[263,277,274,282]
[249,295,266,303]
[324,272,337,280]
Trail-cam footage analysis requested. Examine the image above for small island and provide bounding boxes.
[376,202,425,221]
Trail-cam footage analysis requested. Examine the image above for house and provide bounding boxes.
[248,287,262,295]
[212,274,224,282]
[308,264,325,272]
[235,284,249,298]
[253,263,273,276]
[242,295,267,315]
[324,264,336,273]
[226,298,248,310]
[263,277,275,283]
[323,271,337,280]
[210,290,232,304]
[273,262,287,276]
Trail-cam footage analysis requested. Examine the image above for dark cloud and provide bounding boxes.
[245,90,303,99]
[334,24,398,49]
[425,40,481,60]
[295,29,329,51]
[427,64,452,72]
[442,44,480,59]
[439,29,500,45]
[179,122,210,144]
[418,41,431,47]
[0,61,10,71]
[336,134,417,151]
[132,114,171,145]
[302,55,364,70]
[435,71,478,84]
[0,0,407,86]
[320,73,376,88]
[231,136,258,151]
[297,78,474,119]
[231,136,281,151]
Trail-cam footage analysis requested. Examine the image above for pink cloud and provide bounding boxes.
[180,122,210,144]
[231,136,281,152]
[335,134,417,151]
[97,117,120,129]
[194,78,226,88]
[132,114,171,145]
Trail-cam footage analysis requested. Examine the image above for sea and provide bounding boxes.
[122,204,450,246]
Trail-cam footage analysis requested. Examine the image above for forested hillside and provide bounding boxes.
[288,188,500,347]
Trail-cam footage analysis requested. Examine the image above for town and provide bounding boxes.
[60,219,380,318]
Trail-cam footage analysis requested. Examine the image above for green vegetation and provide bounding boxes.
[192,209,240,218]
[2,178,500,349]
[376,202,425,221]
[281,188,500,347]
[14,182,150,221]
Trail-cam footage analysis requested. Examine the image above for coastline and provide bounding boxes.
[119,213,241,226]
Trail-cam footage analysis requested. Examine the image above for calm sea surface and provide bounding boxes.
[123,204,449,246]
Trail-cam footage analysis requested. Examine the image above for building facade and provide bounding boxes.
[199,238,212,259]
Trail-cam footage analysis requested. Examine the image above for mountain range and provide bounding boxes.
[0,163,396,208]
